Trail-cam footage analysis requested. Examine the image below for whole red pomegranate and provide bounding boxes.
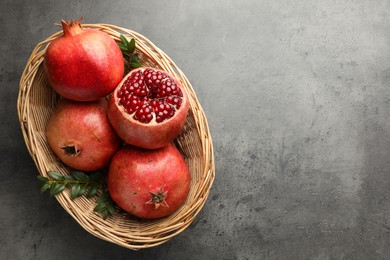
[107,67,189,149]
[108,143,191,219]
[44,18,124,101]
[46,98,121,171]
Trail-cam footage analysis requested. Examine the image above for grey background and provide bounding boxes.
[1,0,390,259]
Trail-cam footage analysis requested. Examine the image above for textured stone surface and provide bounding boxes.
[2,0,390,259]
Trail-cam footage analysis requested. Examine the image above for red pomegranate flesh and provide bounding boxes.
[107,143,191,219]
[46,98,121,171]
[44,18,124,101]
[107,67,189,149]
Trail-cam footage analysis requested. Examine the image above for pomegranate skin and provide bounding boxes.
[108,143,191,219]
[107,67,190,149]
[44,19,124,101]
[46,98,122,171]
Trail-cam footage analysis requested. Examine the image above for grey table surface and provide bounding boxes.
[2,0,390,259]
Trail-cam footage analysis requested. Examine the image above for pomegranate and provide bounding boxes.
[44,18,124,101]
[107,143,191,219]
[46,98,121,171]
[107,67,189,149]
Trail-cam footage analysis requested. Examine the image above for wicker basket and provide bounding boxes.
[17,23,215,250]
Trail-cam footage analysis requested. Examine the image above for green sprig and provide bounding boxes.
[38,170,116,219]
[118,34,142,74]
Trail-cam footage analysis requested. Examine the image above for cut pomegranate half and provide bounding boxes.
[108,67,189,149]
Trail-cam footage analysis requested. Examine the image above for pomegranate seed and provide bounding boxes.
[165,96,182,109]
[134,104,153,123]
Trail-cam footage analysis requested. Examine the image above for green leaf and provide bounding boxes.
[93,190,116,219]
[86,183,99,198]
[102,210,109,220]
[71,184,82,199]
[130,53,142,68]
[130,53,139,62]
[131,60,143,68]
[63,175,74,181]
[79,185,88,196]
[118,43,128,51]
[107,203,115,215]
[120,34,129,46]
[50,183,66,196]
[97,190,109,202]
[94,202,106,212]
[39,182,50,193]
[122,52,130,59]
[49,183,57,196]
[48,171,63,181]
[89,171,103,182]
[128,38,136,53]
[71,170,89,181]
[37,175,49,182]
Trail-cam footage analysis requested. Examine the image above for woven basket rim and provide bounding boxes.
[17,23,215,250]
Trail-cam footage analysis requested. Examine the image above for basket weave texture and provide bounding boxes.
[17,23,215,250]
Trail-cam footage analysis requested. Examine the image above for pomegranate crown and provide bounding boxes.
[56,17,84,37]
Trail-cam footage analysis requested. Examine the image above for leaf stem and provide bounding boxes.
[38,169,116,219]
[46,179,100,185]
